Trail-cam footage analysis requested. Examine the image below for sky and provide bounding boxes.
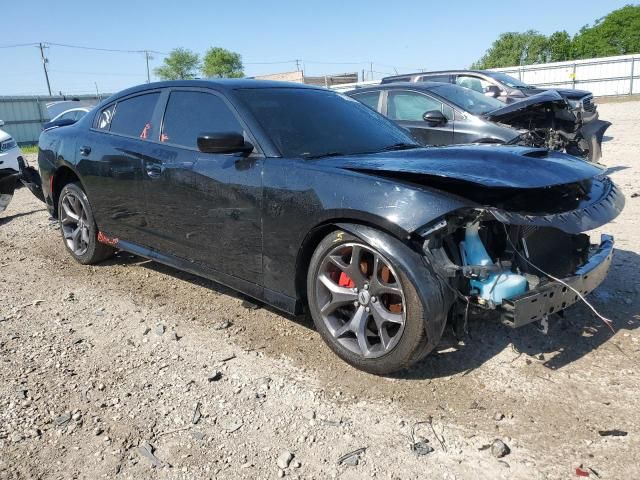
[0,0,633,96]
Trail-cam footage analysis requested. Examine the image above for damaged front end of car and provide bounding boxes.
[419,174,623,328]
[487,91,610,162]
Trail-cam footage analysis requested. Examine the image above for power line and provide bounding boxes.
[45,42,168,55]
[243,60,297,65]
[0,42,39,49]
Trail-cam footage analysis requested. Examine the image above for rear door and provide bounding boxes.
[142,88,264,283]
[384,90,454,145]
[79,91,161,244]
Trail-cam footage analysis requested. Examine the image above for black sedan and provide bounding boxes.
[347,82,610,162]
[37,80,623,374]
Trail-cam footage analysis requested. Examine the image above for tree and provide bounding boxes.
[572,5,640,58]
[471,5,640,68]
[548,30,573,62]
[154,48,200,80]
[471,30,550,69]
[202,47,244,78]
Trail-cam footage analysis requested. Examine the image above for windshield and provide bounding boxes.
[235,88,417,158]
[429,84,504,115]
[487,72,532,89]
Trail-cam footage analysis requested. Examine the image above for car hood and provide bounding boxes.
[520,87,592,100]
[0,129,11,142]
[484,91,568,122]
[317,144,605,189]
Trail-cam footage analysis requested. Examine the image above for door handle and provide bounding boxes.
[145,163,163,178]
[79,146,91,156]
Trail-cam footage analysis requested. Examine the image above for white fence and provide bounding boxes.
[0,95,103,145]
[490,54,640,97]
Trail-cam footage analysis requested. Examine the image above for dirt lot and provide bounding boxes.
[1,101,639,480]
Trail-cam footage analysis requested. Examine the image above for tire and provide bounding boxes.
[307,230,434,375]
[58,182,114,265]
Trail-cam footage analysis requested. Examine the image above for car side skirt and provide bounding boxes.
[109,236,300,315]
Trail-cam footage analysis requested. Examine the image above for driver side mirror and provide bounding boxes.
[484,85,501,98]
[197,132,254,155]
[422,110,447,126]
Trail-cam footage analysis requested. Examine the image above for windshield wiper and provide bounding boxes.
[377,143,422,152]
[301,151,346,160]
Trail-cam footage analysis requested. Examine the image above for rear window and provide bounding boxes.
[109,93,160,138]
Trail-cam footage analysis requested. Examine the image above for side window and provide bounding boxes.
[351,91,380,111]
[94,104,115,131]
[455,75,491,93]
[161,91,242,149]
[387,91,444,122]
[418,74,450,83]
[109,93,160,138]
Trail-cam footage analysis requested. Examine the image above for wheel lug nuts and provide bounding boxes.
[365,307,370,312]
[371,297,377,303]
[364,284,369,290]
[353,301,359,307]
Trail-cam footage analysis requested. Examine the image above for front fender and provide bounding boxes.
[337,223,455,350]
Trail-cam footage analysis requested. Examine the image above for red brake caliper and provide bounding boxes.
[338,272,355,289]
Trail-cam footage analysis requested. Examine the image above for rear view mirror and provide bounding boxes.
[484,85,501,98]
[197,132,254,155]
[422,110,447,126]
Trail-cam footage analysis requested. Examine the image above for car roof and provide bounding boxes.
[109,79,325,100]
[346,81,447,94]
[382,70,495,81]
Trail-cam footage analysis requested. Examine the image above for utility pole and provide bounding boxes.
[38,43,52,96]
[370,62,373,81]
[295,59,301,71]
[144,50,152,83]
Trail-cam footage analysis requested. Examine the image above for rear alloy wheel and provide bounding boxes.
[307,230,431,374]
[58,183,114,264]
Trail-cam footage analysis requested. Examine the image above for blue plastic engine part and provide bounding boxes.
[461,223,528,303]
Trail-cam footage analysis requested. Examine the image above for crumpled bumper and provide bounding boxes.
[0,159,45,214]
[577,119,611,163]
[500,234,614,327]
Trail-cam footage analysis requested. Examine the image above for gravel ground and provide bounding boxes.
[1,100,639,480]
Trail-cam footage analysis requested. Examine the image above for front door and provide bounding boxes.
[142,89,263,284]
[384,90,454,146]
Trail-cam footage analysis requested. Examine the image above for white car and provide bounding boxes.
[0,120,22,212]
[0,120,43,213]
[43,107,91,131]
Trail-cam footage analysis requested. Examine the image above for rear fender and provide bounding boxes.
[337,222,455,350]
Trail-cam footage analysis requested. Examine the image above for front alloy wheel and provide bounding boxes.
[307,230,433,375]
[316,242,406,358]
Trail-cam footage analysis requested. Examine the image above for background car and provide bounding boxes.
[347,82,609,162]
[0,120,45,213]
[43,107,91,131]
[381,69,597,123]
[37,80,623,374]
